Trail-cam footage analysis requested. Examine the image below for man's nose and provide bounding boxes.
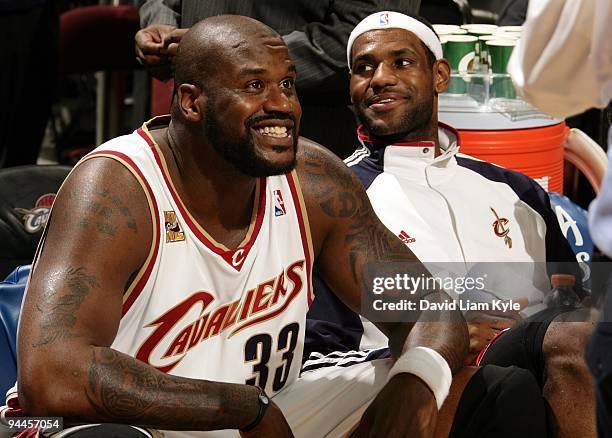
[370,62,399,90]
[263,86,292,113]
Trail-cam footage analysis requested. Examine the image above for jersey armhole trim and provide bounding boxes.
[286,170,314,306]
[83,151,161,315]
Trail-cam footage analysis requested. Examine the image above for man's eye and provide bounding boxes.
[354,64,373,74]
[246,81,264,90]
[396,59,412,67]
[280,78,295,89]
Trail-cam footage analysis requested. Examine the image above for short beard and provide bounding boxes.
[205,102,298,177]
[357,95,434,143]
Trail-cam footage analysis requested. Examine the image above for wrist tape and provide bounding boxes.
[387,346,452,409]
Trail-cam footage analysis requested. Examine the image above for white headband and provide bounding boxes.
[347,11,443,71]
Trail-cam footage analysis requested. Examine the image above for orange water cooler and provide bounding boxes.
[439,94,568,193]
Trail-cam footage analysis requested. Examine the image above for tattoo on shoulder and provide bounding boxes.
[71,187,138,236]
[32,266,100,347]
[299,146,412,281]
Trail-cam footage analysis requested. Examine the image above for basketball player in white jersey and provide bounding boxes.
[12,15,469,437]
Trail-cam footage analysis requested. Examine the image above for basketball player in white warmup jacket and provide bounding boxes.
[12,15,470,438]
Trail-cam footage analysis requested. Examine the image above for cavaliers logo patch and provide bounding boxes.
[490,207,512,249]
[14,193,56,234]
[164,211,185,242]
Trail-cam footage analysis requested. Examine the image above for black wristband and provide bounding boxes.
[241,386,270,432]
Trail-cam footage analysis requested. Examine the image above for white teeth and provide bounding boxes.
[256,126,289,138]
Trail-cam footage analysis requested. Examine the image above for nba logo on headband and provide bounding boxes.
[379,12,389,26]
[347,11,444,70]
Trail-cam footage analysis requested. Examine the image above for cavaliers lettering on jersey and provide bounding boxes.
[80,117,314,407]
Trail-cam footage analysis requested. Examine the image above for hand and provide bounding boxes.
[163,28,190,61]
[239,400,294,438]
[352,373,437,438]
[135,24,177,80]
[464,307,521,364]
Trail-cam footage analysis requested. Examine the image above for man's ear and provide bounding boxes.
[177,83,204,122]
[433,59,451,94]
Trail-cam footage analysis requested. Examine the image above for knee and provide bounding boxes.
[543,320,595,386]
[544,320,594,360]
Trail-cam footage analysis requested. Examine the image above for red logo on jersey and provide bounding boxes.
[398,230,416,245]
[135,260,306,372]
[274,190,286,216]
[490,207,512,249]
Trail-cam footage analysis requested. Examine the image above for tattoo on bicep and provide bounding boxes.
[71,187,138,235]
[301,147,413,281]
[96,222,117,236]
[32,266,100,347]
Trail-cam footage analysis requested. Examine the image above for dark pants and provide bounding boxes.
[586,293,612,438]
[451,365,548,438]
[0,1,58,167]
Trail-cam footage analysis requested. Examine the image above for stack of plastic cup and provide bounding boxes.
[486,39,517,98]
[443,35,478,94]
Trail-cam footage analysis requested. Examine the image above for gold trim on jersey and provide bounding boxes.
[140,119,261,252]
[288,170,315,304]
[79,152,159,306]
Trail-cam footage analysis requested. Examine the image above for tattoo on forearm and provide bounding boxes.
[85,349,254,430]
[33,267,99,347]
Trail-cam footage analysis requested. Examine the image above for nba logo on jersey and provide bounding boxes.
[274,190,286,216]
[398,230,416,245]
[379,12,389,26]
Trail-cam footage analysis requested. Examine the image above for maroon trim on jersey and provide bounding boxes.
[285,172,314,306]
[86,150,161,315]
[137,127,267,272]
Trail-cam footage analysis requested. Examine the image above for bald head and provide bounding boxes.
[175,15,283,89]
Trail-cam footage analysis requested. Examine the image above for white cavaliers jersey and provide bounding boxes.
[82,120,314,433]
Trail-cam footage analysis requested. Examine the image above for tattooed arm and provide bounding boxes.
[297,138,468,369]
[17,157,278,432]
[296,139,468,436]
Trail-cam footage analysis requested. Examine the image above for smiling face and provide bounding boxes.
[350,28,445,142]
[200,35,301,177]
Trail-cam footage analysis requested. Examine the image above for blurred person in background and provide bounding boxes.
[497,0,528,26]
[508,1,612,436]
[0,0,59,167]
[135,0,421,158]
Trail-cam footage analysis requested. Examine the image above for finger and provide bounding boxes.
[465,351,477,365]
[164,28,188,46]
[142,55,167,67]
[489,317,515,331]
[167,42,179,57]
[137,40,167,58]
[468,322,499,338]
[469,336,488,354]
[135,44,145,60]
